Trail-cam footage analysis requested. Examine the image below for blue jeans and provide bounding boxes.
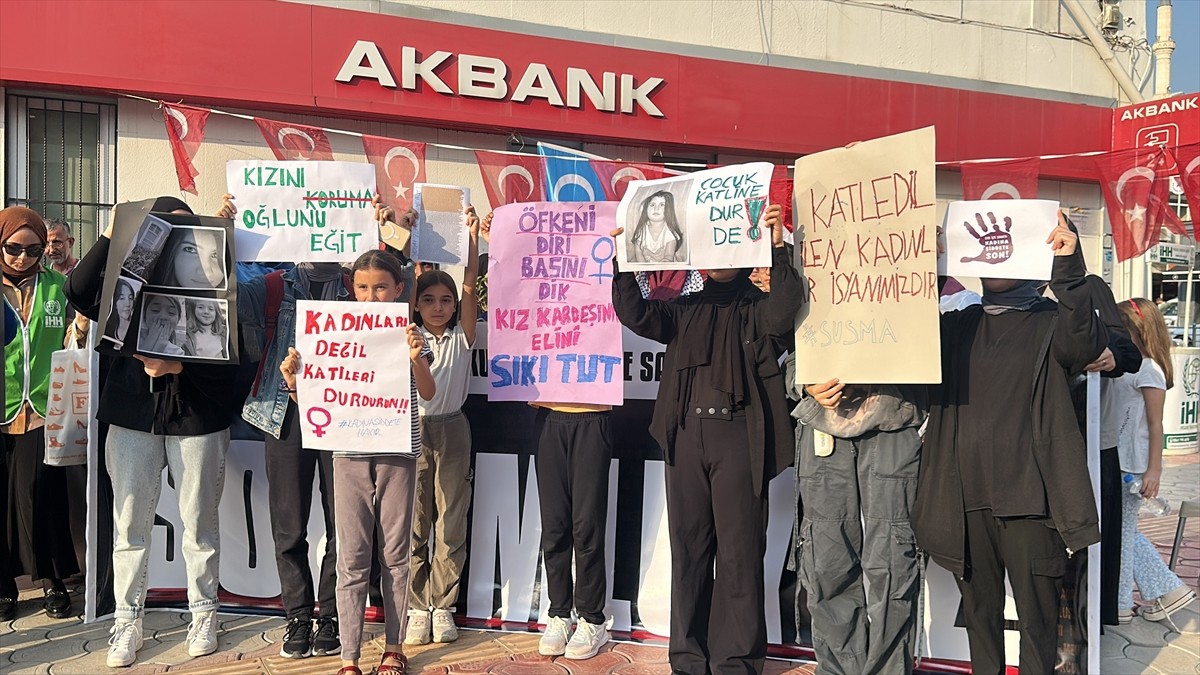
[108,425,228,619]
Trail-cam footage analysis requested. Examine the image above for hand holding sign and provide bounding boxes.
[280,346,301,392]
[1047,210,1078,257]
[407,324,425,362]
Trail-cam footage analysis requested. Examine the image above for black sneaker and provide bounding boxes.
[0,597,15,621]
[279,616,313,658]
[43,589,72,619]
[312,616,342,656]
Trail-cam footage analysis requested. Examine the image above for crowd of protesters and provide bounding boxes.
[1,193,1196,675]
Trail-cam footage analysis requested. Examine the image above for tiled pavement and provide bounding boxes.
[3,456,1197,674]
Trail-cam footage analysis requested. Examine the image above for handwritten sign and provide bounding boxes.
[615,162,773,271]
[412,183,471,265]
[942,199,1059,281]
[488,202,623,404]
[295,300,412,451]
[793,127,940,384]
[227,160,380,263]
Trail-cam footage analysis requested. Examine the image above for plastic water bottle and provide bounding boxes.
[1123,473,1171,517]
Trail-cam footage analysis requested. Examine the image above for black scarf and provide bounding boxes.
[982,280,1043,315]
[676,270,756,417]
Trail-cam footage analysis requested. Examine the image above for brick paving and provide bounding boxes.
[3,455,1197,674]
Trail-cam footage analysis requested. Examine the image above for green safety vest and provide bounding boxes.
[4,270,69,423]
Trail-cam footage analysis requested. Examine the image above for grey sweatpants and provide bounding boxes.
[792,425,921,675]
[334,454,417,661]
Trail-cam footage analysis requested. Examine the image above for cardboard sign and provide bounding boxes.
[99,202,239,363]
[294,300,413,452]
[942,199,1060,281]
[227,160,379,262]
[412,183,471,265]
[615,162,773,271]
[487,202,623,404]
[792,127,940,384]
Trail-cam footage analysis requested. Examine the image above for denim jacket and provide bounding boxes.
[239,267,350,439]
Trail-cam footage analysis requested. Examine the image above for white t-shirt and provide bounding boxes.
[418,323,473,416]
[1111,357,1168,474]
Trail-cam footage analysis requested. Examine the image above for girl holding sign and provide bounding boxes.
[280,249,434,675]
[405,209,479,646]
[612,204,801,675]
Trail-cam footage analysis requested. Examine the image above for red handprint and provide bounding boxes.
[959,211,1014,264]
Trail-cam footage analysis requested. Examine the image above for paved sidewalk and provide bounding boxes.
[3,456,1197,674]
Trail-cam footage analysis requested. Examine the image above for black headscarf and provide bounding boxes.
[152,196,192,214]
[676,269,756,414]
[981,280,1044,314]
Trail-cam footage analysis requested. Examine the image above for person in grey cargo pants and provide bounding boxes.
[787,364,925,675]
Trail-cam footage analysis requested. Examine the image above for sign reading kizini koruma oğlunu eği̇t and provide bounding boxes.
[227,160,380,263]
[615,162,773,271]
[792,127,940,385]
[295,300,414,452]
[488,201,624,405]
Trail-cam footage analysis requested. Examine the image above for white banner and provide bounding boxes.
[227,160,379,263]
[942,199,1059,281]
[294,300,413,452]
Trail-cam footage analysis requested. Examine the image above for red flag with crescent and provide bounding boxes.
[362,135,426,211]
[1172,143,1200,240]
[474,151,547,209]
[960,158,1041,201]
[589,160,681,200]
[1096,147,1185,262]
[254,118,334,161]
[162,103,210,195]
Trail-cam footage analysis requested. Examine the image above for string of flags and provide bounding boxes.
[152,97,1199,264]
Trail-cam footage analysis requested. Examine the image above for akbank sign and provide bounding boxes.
[335,40,667,118]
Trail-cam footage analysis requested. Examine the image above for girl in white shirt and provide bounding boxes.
[1114,298,1196,624]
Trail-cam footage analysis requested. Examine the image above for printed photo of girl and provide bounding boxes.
[103,276,142,346]
[182,298,229,360]
[152,226,227,291]
[627,188,688,264]
[136,293,185,357]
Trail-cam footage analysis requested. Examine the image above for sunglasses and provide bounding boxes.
[2,243,46,258]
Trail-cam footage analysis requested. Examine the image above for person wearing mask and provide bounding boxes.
[64,197,240,668]
[913,213,1106,673]
[1,206,78,621]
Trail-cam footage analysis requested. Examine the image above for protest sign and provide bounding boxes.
[792,127,939,384]
[99,202,239,363]
[294,300,413,452]
[615,162,773,271]
[942,199,1060,281]
[226,160,379,263]
[412,183,471,265]
[487,202,624,405]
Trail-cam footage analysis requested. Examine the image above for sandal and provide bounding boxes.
[373,651,408,675]
[336,668,363,675]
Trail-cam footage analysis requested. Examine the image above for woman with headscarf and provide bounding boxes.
[912,213,1106,673]
[612,204,801,675]
[64,197,241,668]
[1,206,78,621]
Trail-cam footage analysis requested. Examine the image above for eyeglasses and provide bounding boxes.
[2,243,45,258]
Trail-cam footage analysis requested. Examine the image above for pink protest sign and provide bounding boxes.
[487,202,623,405]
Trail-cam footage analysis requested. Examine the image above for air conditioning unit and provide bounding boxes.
[1101,2,1123,31]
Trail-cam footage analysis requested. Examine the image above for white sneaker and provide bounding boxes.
[431,608,458,643]
[564,617,609,660]
[404,609,431,646]
[106,618,144,668]
[538,616,573,656]
[185,609,219,657]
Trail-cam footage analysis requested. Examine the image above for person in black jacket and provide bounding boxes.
[912,212,1106,673]
[65,197,240,669]
[612,204,800,675]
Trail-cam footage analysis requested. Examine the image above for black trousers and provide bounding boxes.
[1099,446,1122,626]
[535,409,612,625]
[2,428,78,597]
[667,415,767,675]
[957,509,1067,675]
[265,403,338,620]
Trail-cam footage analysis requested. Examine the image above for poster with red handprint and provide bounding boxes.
[941,199,1059,280]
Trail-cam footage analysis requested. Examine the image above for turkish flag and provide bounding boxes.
[474,151,547,209]
[589,160,681,200]
[254,118,334,161]
[162,103,210,195]
[770,164,794,233]
[1096,147,1184,262]
[960,158,1041,200]
[1172,143,1200,240]
[362,135,426,211]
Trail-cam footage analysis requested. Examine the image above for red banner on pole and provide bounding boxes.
[362,135,426,211]
[162,103,210,195]
[1096,147,1184,262]
[254,118,334,161]
[960,158,1041,200]
[474,151,547,209]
